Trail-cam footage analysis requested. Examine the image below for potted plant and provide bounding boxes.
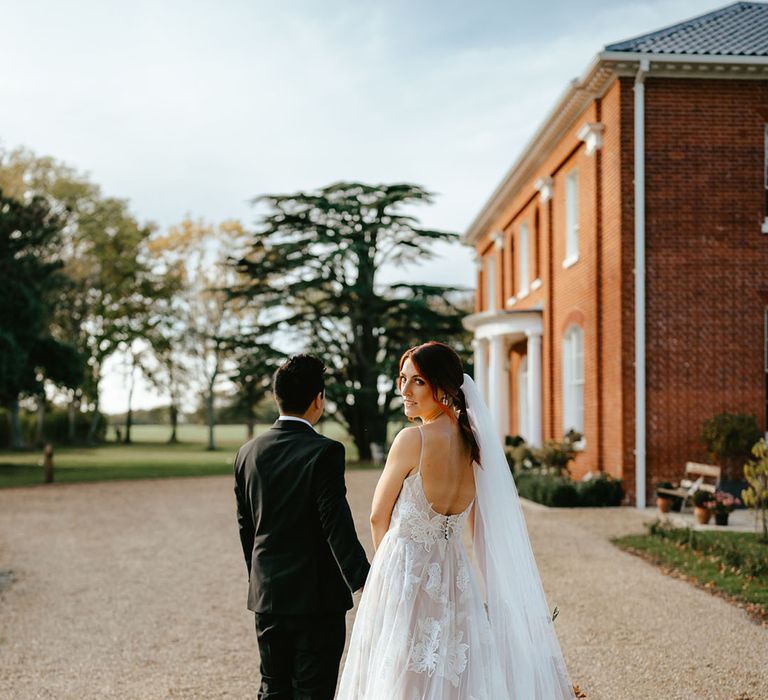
[655,482,676,513]
[692,489,715,525]
[711,490,741,526]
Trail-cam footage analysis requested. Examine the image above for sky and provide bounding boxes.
[0,0,727,413]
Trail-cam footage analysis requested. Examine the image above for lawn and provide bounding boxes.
[0,422,378,489]
[613,519,768,625]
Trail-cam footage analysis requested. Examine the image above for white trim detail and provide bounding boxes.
[634,57,649,509]
[463,51,768,247]
[577,122,605,155]
[531,278,542,290]
[506,295,518,307]
[493,231,505,250]
[562,254,579,269]
[463,309,544,341]
[762,218,768,234]
[535,176,554,203]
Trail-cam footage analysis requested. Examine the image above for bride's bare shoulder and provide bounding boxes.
[390,425,421,454]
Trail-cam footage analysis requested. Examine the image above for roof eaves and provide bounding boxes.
[462,47,768,248]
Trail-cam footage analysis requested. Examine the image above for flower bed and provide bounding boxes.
[612,519,768,625]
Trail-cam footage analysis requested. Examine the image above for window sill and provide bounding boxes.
[573,438,587,452]
[562,254,579,269]
[531,278,542,290]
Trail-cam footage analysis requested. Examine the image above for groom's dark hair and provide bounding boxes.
[272,354,326,414]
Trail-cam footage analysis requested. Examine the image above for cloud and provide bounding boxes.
[0,0,728,411]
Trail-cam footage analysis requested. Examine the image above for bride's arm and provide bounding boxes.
[369,426,420,552]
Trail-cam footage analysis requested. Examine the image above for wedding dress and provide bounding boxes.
[337,374,574,700]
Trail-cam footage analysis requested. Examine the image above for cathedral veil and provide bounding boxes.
[462,373,575,699]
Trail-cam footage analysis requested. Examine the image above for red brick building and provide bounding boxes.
[462,2,768,506]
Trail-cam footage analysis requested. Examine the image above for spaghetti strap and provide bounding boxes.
[416,425,425,473]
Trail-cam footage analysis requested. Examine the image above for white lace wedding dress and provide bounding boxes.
[336,460,507,699]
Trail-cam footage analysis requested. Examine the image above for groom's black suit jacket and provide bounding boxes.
[234,419,370,615]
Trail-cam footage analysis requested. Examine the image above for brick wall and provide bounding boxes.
[643,77,768,489]
[471,73,768,504]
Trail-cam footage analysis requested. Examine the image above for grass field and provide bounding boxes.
[613,520,768,624]
[0,422,378,489]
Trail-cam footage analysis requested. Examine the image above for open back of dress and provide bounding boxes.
[337,429,507,699]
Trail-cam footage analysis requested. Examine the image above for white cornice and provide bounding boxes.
[462,50,768,247]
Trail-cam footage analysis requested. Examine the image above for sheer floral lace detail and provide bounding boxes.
[337,465,499,699]
[424,562,448,603]
[456,560,470,594]
[400,473,472,554]
[407,616,442,676]
[407,612,470,688]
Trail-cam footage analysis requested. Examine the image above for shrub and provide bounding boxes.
[515,470,622,508]
[533,431,581,477]
[701,412,761,480]
[577,473,624,507]
[504,435,539,475]
[0,407,106,447]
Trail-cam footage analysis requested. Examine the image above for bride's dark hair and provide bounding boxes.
[399,341,481,464]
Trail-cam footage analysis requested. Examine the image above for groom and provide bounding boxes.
[233,354,370,699]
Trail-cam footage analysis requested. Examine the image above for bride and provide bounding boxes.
[337,341,575,699]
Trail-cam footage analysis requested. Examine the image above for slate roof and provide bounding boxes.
[605,2,768,56]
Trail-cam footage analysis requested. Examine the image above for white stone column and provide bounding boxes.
[472,338,489,405]
[526,330,543,447]
[488,335,510,441]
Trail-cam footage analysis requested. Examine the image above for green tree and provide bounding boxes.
[234,182,470,460]
[229,342,286,439]
[0,147,159,445]
[148,218,251,450]
[0,189,84,447]
[743,439,768,543]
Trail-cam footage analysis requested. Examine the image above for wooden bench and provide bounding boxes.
[657,462,721,511]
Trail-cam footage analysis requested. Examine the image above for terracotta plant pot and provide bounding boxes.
[714,512,730,526]
[694,506,712,525]
[656,496,673,513]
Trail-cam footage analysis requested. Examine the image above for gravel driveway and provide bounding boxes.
[0,472,766,699]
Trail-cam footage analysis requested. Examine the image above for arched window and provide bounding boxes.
[562,325,584,436]
[518,355,529,440]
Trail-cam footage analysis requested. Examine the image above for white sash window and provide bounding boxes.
[564,169,579,265]
[562,325,584,435]
[517,224,529,297]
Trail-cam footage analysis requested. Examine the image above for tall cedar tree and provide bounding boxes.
[234,182,470,460]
